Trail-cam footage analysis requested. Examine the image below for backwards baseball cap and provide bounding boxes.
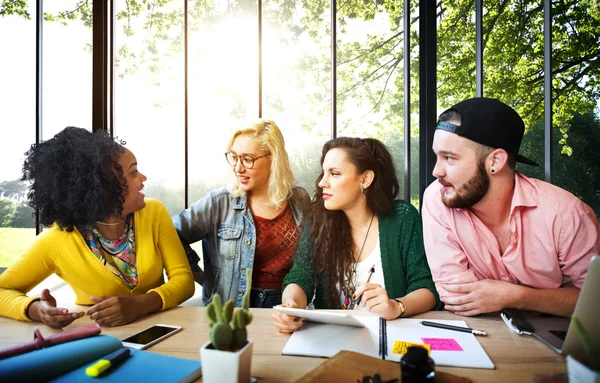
[436,97,539,166]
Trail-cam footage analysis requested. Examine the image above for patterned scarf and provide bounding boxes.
[82,214,138,289]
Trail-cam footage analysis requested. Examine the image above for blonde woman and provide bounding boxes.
[173,119,311,307]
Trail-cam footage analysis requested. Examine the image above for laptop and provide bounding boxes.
[501,256,600,363]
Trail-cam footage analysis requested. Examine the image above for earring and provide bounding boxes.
[491,168,495,173]
[360,185,365,194]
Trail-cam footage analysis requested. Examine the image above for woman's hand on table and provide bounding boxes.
[27,289,84,328]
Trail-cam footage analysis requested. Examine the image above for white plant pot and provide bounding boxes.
[200,340,253,383]
[567,355,600,383]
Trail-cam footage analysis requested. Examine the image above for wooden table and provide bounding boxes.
[0,307,566,382]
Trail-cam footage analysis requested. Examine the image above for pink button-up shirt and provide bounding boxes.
[422,173,599,300]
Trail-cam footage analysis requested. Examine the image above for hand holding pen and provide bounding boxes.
[353,265,376,310]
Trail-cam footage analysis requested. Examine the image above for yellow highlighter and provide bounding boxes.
[85,347,130,378]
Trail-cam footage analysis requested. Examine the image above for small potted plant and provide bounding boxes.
[200,269,254,383]
[567,316,599,383]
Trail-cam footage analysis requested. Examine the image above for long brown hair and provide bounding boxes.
[311,137,399,307]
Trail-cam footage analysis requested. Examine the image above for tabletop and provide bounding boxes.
[0,306,567,382]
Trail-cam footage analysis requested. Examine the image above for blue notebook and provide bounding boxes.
[0,335,202,383]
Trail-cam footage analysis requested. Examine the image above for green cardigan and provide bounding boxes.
[282,200,442,310]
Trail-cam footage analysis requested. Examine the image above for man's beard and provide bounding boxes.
[440,161,490,209]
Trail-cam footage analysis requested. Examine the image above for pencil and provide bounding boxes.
[420,320,487,336]
[353,264,376,310]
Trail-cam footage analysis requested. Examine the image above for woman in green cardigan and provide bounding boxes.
[273,137,441,333]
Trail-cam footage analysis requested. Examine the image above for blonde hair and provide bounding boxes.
[227,119,295,209]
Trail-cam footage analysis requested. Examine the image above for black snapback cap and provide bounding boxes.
[436,97,539,166]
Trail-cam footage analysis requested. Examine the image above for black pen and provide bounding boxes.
[353,264,376,310]
[420,320,487,336]
[382,318,387,360]
[378,317,383,358]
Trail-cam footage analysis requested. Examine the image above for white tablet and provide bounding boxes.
[273,306,366,328]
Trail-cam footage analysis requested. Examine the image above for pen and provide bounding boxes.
[420,320,487,336]
[85,347,131,378]
[378,317,383,358]
[382,318,387,360]
[353,264,376,310]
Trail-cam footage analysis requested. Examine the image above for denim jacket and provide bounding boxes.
[173,186,311,306]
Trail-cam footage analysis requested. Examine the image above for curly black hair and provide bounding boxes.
[21,127,127,232]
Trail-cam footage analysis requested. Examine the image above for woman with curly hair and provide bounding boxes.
[0,127,194,328]
[173,119,311,308]
[273,137,441,333]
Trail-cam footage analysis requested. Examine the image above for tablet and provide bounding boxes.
[273,306,366,328]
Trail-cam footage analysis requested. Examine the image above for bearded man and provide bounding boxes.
[422,97,599,317]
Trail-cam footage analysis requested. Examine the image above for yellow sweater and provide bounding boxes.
[0,199,194,321]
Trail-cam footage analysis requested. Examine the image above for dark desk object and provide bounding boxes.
[401,346,435,383]
[294,350,471,383]
[0,323,101,360]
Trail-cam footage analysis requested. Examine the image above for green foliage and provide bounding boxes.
[518,110,600,216]
[0,179,28,202]
[0,199,17,227]
[9,204,35,228]
[0,0,30,19]
[2,0,597,129]
[0,180,36,228]
[205,268,253,351]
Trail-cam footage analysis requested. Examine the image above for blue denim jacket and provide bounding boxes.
[173,186,311,306]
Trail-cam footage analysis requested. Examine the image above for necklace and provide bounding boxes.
[342,213,375,309]
[95,217,126,226]
[355,214,375,263]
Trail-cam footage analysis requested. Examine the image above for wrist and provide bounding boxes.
[509,283,528,310]
[27,300,42,322]
[138,292,163,316]
[392,298,406,318]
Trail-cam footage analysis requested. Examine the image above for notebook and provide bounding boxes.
[501,255,600,363]
[281,316,495,369]
[0,334,202,383]
[52,347,203,383]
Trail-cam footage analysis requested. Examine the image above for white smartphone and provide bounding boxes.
[121,324,182,350]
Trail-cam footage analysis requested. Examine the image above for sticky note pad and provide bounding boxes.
[421,338,463,351]
[392,340,431,355]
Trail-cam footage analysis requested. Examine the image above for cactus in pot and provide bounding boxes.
[205,269,253,351]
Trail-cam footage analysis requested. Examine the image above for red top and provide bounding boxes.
[253,204,300,290]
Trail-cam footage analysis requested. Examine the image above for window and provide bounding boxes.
[0,3,36,267]
[188,0,259,204]
[262,0,330,195]
[113,0,185,215]
[334,2,416,204]
[43,0,92,136]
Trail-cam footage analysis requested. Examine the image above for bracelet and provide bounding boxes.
[393,298,406,318]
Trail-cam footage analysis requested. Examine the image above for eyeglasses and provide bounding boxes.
[225,151,271,169]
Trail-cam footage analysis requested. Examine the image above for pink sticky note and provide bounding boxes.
[421,338,463,351]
